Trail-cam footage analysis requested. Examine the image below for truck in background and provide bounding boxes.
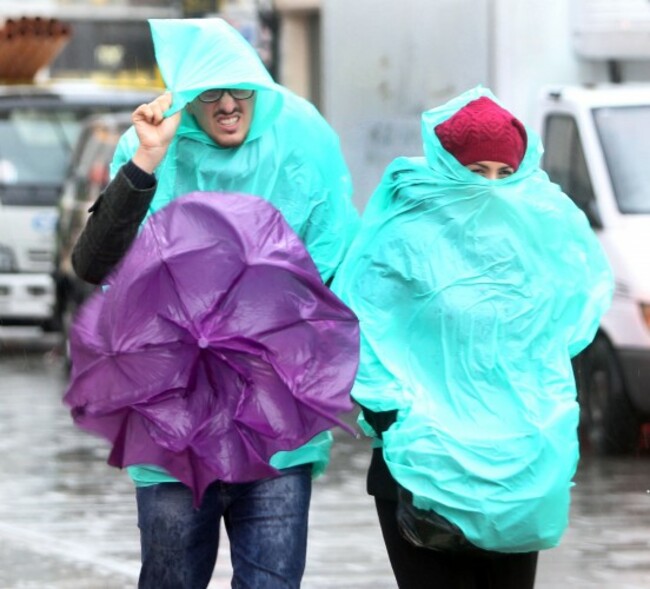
[0,14,162,331]
[321,0,650,452]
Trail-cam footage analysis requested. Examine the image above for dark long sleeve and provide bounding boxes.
[71,161,157,285]
[361,406,399,500]
[360,406,398,439]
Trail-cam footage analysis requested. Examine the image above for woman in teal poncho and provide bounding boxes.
[332,87,613,588]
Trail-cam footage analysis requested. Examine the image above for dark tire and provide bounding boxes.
[60,280,94,372]
[41,316,62,333]
[61,302,74,372]
[574,335,640,455]
[46,271,67,334]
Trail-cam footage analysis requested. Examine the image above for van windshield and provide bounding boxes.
[0,108,84,206]
[594,105,650,214]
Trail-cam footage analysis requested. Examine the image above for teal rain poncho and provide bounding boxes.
[332,86,614,552]
[111,18,359,486]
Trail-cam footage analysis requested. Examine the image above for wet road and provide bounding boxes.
[1,328,649,588]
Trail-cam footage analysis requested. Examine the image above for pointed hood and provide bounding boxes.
[111,18,358,283]
[421,86,542,183]
[149,18,284,143]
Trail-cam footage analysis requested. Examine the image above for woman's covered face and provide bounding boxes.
[466,161,515,180]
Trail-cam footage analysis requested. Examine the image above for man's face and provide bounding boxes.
[187,89,256,148]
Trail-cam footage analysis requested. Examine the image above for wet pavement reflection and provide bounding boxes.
[1,328,649,588]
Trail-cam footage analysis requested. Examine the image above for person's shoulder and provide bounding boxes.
[273,89,333,134]
[277,88,319,116]
[267,90,344,170]
[383,156,430,180]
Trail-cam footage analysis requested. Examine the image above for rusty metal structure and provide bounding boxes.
[0,16,72,82]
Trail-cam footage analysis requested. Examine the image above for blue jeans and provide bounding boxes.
[136,464,312,589]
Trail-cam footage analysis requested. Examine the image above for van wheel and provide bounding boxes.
[41,317,62,333]
[576,336,640,455]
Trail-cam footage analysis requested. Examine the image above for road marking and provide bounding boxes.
[0,521,139,580]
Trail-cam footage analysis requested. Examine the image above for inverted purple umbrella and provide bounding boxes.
[64,191,359,506]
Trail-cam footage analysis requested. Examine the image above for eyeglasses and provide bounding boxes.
[197,88,255,103]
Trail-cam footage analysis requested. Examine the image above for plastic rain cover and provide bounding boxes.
[104,18,359,481]
[111,18,358,284]
[64,192,359,507]
[332,86,614,552]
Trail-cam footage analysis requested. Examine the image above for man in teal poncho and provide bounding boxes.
[71,18,358,589]
[332,87,613,588]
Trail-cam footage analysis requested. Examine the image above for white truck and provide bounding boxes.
[321,0,650,452]
[0,12,163,331]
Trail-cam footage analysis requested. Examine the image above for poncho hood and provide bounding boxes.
[150,18,284,143]
[111,18,357,283]
[421,85,541,184]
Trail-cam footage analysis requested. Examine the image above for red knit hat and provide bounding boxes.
[434,97,527,170]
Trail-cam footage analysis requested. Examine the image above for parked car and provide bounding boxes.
[54,111,134,361]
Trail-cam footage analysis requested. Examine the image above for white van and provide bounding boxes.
[0,81,157,331]
[538,84,650,454]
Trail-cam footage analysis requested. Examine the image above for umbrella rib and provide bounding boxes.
[150,207,251,327]
[147,214,216,326]
[251,316,351,340]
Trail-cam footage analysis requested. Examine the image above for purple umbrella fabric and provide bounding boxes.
[64,191,359,506]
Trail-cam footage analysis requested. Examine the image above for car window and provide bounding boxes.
[0,95,152,207]
[76,124,127,195]
[594,105,650,214]
[56,120,128,273]
[0,110,82,193]
[543,114,601,227]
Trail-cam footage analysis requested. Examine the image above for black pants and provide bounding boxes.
[375,497,539,589]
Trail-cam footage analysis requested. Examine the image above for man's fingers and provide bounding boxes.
[132,104,148,124]
[149,94,172,123]
[132,93,174,126]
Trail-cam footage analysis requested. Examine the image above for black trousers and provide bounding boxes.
[375,497,539,589]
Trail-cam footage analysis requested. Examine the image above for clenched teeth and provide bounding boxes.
[218,116,239,126]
